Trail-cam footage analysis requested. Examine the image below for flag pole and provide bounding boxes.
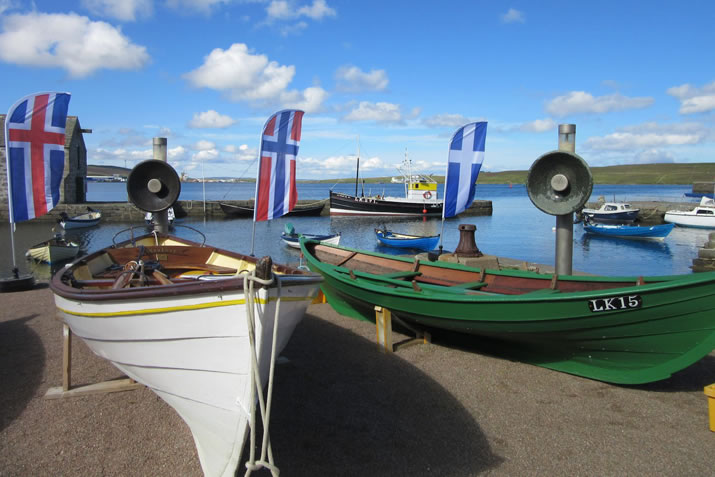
[250,151,261,256]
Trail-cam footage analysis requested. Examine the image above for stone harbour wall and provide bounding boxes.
[0,198,493,222]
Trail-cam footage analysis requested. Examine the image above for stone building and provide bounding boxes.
[0,115,90,217]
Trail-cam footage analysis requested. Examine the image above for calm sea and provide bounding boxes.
[2,182,710,281]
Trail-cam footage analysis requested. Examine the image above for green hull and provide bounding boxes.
[301,241,715,385]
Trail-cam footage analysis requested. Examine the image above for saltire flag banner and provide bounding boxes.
[254,109,304,222]
[442,121,487,219]
[4,92,71,223]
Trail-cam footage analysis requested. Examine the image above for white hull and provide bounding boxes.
[282,235,341,249]
[664,211,715,228]
[54,280,319,477]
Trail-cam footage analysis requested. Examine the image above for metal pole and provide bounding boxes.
[152,137,169,234]
[555,124,576,275]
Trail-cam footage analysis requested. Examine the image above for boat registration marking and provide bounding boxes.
[588,294,642,313]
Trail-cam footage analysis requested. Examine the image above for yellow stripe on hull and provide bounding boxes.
[57,295,314,318]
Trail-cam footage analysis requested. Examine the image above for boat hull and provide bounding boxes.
[374,229,440,250]
[220,202,325,217]
[300,241,715,385]
[664,211,715,229]
[50,234,322,476]
[281,233,340,249]
[26,240,80,264]
[583,223,674,240]
[59,211,102,229]
[329,191,443,217]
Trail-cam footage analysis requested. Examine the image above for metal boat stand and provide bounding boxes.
[44,323,142,399]
[374,306,431,353]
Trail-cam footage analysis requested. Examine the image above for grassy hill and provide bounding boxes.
[315,162,715,185]
[88,165,131,176]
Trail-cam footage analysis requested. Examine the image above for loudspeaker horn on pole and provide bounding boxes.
[126,159,181,212]
[526,150,593,216]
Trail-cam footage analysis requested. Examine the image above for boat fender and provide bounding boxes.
[423,191,432,199]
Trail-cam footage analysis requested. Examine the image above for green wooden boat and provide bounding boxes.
[300,240,715,385]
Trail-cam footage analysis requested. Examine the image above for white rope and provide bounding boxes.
[242,269,282,477]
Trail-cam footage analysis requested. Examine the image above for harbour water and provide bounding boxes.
[2,182,711,281]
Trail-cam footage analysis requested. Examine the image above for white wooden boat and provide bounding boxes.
[26,235,80,264]
[58,208,102,229]
[49,231,322,476]
[664,197,715,229]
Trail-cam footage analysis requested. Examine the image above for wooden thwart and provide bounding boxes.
[44,323,142,400]
[374,306,431,353]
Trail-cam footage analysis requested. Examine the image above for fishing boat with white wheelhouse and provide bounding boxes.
[330,150,443,217]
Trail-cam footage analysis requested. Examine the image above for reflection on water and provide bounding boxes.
[1,183,710,280]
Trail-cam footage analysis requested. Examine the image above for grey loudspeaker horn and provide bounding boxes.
[126,159,181,212]
[526,151,593,216]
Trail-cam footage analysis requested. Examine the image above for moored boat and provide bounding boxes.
[26,235,80,264]
[374,227,440,251]
[664,196,715,229]
[581,202,640,223]
[281,223,340,249]
[300,240,715,385]
[50,231,323,476]
[330,151,443,217]
[58,208,102,229]
[582,222,674,240]
[220,201,326,218]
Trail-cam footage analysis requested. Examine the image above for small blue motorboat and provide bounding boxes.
[374,227,440,251]
[583,222,674,240]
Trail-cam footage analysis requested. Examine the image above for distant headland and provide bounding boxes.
[89,162,715,185]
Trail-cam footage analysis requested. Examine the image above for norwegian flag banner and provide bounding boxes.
[254,109,304,222]
[4,92,71,223]
[442,121,487,219]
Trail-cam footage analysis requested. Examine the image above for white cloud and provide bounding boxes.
[667,81,715,114]
[584,122,708,151]
[343,101,415,124]
[193,140,216,151]
[280,85,327,113]
[299,154,384,176]
[81,0,153,21]
[0,12,150,78]
[545,91,654,117]
[183,43,326,111]
[422,114,473,128]
[519,118,556,133]
[501,8,525,24]
[335,65,388,92]
[267,0,336,20]
[188,110,237,129]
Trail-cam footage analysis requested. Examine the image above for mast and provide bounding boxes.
[355,136,360,197]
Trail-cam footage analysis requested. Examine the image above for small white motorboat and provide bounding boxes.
[581,202,640,223]
[58,208,102,229]
[664,197,715,229]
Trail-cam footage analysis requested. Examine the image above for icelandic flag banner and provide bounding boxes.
[254,109,304,222]
[4,92,71,223]
[442,121,487,218]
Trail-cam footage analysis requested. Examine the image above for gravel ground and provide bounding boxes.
[1,286,713,476]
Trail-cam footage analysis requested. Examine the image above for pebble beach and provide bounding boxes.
[1,286,713,476]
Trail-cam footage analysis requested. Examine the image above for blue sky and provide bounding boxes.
[1,1,714,180]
